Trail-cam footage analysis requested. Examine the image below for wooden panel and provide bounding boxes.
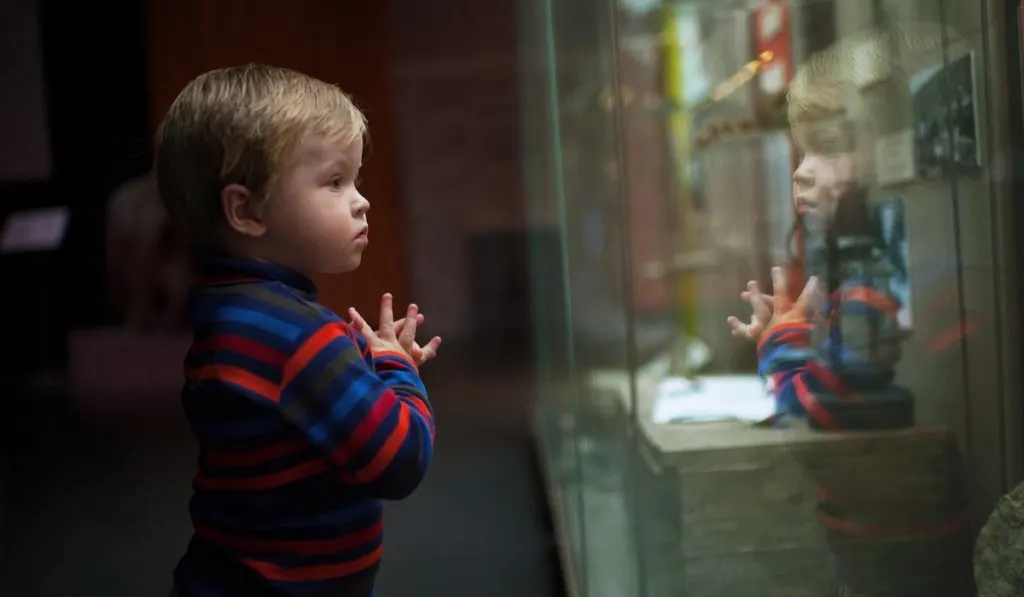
[146,0,408,321]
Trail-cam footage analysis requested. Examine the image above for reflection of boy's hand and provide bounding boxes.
[765,267,820,332]
[348,293,441,367]
[727,279,773,340]
[727,267,820,340]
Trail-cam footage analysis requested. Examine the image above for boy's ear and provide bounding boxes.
[220,184,267,238]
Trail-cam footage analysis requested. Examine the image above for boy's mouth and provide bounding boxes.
[355,226,369,242]
[795,197,819,213]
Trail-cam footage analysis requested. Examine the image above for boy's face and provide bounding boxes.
[791,122,860,233]
[262,134,369,274]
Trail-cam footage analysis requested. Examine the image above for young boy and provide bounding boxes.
[727,25,973,597]
[155,63,442,597]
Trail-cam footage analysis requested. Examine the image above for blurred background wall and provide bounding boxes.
[0,0,530,394]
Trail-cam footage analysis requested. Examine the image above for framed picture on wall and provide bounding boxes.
[910,51,981,179]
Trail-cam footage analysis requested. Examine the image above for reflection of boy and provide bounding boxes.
[726,26,972,597]
[156,64,442,597]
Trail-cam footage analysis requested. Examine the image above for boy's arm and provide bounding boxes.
[280,321,434,499]
[757,322,845,429]
[758,282,901,429]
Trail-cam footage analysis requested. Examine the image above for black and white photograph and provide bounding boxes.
[910,52,980,179]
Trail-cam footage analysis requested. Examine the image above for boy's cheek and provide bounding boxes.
[824,155,862,201]
[834,156,855,183]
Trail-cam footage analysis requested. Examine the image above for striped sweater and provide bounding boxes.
[173,256,434,597]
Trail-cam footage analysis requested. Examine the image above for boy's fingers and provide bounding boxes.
[419,336,442,362]
[748,316,764,338]
[742,290,776,308]
[794,276,820,313]
[727,316,750,338]
[398,304,419,345]
[728,315,764,339]
[378,293,395,337]
[771,267,790,311]
[745,281,773,321]
[393,313,424,336]
[348,308,376,339]
[727,316,744,336]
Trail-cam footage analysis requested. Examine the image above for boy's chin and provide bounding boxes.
[303,248,364,275]
[801,210,830,235]
[323,256,362,275]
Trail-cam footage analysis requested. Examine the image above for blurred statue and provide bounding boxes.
[106,171,193,331]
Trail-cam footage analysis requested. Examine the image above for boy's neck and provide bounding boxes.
[193,251,318,296]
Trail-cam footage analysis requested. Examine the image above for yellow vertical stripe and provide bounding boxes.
[661,6,698,335]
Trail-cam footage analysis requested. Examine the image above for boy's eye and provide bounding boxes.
[817,136,847,155]
[328,176,343,189]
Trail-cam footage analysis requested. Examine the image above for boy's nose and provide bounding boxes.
[354,195,370,215]
[793,167,814,188]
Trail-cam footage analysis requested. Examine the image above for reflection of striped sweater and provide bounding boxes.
[757,286,905,429]
[174,256,434,597]
[757,239,972,594]
[759,237,907,429]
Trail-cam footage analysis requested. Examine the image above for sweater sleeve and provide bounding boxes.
[757,282,902,429]
[280,321,434,499]
[757,322,845,429]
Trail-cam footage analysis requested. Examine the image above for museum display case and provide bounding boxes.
[520,0,1023,595]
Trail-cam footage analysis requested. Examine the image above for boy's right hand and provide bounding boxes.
[348,293,441,367]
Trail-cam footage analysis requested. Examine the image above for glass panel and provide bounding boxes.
[525,0,1017,595]
[545,0,647,595]
[518,0,588,592]
[522,0,647,594]
[615,1,1011,596]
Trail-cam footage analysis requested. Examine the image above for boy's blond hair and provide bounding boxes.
[155,64,367,247]
[787,22,958,141]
